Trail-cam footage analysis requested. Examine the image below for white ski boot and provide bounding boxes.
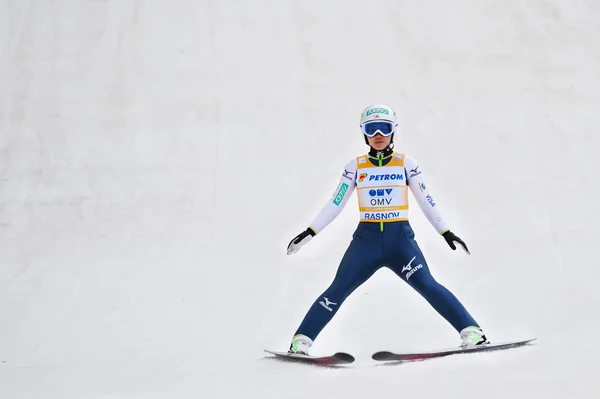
[288,334,313,355]
[460,326,489,347]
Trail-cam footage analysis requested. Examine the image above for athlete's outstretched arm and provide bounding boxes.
[286,160,357,255]
[309,160,357,233]
[405,156,470,254]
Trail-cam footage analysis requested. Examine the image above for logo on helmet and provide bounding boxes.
[366,108,389,117]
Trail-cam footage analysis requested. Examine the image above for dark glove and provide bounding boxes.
[287,227,317,255]
[442,230,470,254]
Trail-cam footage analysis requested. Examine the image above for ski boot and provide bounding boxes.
[460,326,489,347]
[288,334,313,355]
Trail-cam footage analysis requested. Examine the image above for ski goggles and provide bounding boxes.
[362,121,394,137]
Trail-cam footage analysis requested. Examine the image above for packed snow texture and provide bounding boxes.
[1,1,599,398]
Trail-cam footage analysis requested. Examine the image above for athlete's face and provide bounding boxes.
[367,133,391,150]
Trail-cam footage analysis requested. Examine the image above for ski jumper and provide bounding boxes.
[294,152,479,340]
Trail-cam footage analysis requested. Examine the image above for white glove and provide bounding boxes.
[286,228,316,255]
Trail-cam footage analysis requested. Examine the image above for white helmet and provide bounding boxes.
[359,104,398,144]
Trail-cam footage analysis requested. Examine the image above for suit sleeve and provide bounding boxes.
[405,155,451,234]
[308,159,357,234]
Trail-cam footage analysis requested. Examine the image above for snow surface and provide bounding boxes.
[1,0,599,398]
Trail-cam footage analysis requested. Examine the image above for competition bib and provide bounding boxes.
[355,153,408,222]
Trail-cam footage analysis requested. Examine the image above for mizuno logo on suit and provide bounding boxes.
[402,256,424,281]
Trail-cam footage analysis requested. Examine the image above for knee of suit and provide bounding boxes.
[408,272,441,294]
[322,284,351,305]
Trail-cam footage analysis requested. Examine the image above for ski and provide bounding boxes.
[264,349,355,365]
[372,338,537,362]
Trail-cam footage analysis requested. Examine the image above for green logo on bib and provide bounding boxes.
[334,183,349,206]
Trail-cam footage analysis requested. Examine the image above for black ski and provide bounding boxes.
[372,338,536,362]
[264,349,355,365]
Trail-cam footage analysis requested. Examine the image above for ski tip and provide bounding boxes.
[371,351,394,361]
[333,352,356,363]
[488,337,538,346]
[519,338,537,344]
